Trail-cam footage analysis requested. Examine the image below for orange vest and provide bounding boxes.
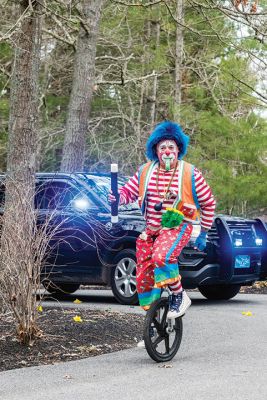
[138,160,200,221]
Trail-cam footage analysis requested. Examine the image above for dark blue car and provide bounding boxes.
[0,172,266,304]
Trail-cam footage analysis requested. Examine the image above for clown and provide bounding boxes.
[109,121,216,346]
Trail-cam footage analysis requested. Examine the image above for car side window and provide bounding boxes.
[35,181,94,210]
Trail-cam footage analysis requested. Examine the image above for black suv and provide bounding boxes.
[0,172,266,305]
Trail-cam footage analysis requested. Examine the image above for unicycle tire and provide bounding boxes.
[143,297,183,362]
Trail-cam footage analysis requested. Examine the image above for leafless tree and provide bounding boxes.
[0,0,44,344]
[0,181,67,344]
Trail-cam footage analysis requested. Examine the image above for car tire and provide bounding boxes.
[110,249,139,305]
[43,281,80,296]
[198,284,241,300]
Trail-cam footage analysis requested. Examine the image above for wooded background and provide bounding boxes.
[0,0,266,346]
[0,0,267,217]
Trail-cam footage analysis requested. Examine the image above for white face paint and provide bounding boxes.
[156,139,179,170]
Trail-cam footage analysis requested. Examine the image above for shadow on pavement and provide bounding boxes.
[37,290,261,308]
[190,297,260,307]
[38,292,119,304]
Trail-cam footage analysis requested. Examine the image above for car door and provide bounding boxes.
[35,178,101,280]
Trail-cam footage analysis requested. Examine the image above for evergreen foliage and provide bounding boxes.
[0,0,266,216]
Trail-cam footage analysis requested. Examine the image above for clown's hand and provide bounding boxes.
[194,231,207,251]
[108,190,116,204]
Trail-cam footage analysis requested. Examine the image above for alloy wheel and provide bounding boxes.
[114,257,137,298]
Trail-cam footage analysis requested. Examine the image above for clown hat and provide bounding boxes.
[146,121,189,161]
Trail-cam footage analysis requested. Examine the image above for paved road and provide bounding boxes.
[1,291,267,400]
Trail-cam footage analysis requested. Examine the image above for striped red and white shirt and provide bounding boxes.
[119,164,216,231]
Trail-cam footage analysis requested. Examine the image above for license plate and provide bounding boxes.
[234,255,250,268]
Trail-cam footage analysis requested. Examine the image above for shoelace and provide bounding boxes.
[170,293,183,310]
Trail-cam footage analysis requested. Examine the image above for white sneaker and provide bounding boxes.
[137,340,145,348]
[167,290,191,319]
[137,326,155,348]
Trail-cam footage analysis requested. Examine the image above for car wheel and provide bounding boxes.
[198,284,241,300]
[110,249,139,305]
[43,281,80,296]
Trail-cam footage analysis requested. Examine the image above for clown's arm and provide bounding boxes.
[108,170,139,205]
[193,167,216,250]
[194,167,216,230]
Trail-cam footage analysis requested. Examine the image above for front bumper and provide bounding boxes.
[181,263,260,288]
[179,215,265,288]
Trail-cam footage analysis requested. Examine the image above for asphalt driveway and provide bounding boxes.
[0,291,266,400]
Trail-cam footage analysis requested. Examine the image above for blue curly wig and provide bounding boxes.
[146,121,189,161]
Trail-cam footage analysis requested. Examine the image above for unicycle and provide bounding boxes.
[143,288,183,362]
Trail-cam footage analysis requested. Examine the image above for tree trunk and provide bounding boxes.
[60,0,105,172]
[173,0,184,122]
[3,0,43,251]
[0,0,43,344]
[150,21,160,127]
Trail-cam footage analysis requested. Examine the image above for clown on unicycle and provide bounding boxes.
[109,121,216,360]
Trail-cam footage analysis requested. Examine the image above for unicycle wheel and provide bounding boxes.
[143,297,183,362]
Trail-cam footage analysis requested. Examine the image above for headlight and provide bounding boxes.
[255,238,263,246]
[234,238,242,247]
[73,198,90,210]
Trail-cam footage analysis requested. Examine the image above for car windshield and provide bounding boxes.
[80,174,139,211]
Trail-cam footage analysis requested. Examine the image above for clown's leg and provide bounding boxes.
[168,279,183,294]
[152,222,193,318]
[136,234,161,311]
[136,233,161,349]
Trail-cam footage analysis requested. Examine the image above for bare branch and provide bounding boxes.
[43,28,75,47]
[96,69,170,85]
[111,0,163,7]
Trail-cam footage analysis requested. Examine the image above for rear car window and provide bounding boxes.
[35,181,82,210]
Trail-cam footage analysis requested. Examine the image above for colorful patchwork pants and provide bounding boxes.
[136,222,193,310]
